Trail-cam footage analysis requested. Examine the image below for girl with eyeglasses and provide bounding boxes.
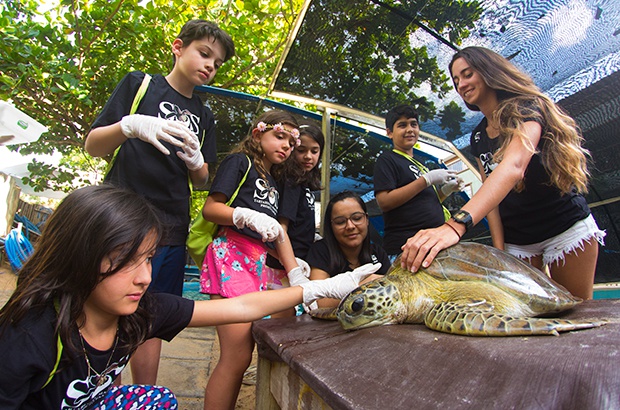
[306,191,391,308]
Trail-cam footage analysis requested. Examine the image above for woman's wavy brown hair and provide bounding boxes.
[449,46,591,194]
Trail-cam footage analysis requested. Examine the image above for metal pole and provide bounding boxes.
[320,108,334,235]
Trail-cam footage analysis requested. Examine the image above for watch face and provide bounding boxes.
[453,210,472,228]
[454,211,467,219]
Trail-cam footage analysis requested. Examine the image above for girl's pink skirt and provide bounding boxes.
[200,227,287,298]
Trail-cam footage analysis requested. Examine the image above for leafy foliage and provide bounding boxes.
[273,0,481,119]
[438,100,465,141]
[271,0,481,180]
[1,0,480,198]
[0,0,303,193]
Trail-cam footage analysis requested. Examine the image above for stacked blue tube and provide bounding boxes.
[5,224,34,271]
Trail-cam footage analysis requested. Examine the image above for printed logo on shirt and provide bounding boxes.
[254,178,279,215]
[479,151,498,175]
[409,164,422,178]
[473,131,481,144]
[61,355,129,409]
[159,101,200,135]
[305,188,315,211]
[371,254,379,264]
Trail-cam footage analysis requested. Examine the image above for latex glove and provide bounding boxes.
[440,176,465,196]
[299,263,382,304]
[232,207,283,242]
[287,258,311,286]
[120,114,191,155]
[177,131,204,171]
[422,169,458,187]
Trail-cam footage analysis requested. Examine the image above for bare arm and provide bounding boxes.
[202,193,234,225]
[85,123,126,157]
[189,164,209,189]
[477,158,505,249]
[274,229,298,272]
[375,177,428,212]
[400,121,542,271]
[188,286,304,326]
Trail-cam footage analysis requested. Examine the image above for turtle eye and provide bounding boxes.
[351,296,365,313]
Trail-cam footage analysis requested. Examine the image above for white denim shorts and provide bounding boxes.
[504,214,606,266]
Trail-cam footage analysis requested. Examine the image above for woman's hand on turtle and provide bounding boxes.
[400,225,461,272]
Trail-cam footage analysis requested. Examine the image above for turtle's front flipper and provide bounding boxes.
[424,302,605,336]
[308,307,339,321]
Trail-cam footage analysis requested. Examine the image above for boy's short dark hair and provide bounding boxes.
[385,104,419,131]
[177,19,235,62]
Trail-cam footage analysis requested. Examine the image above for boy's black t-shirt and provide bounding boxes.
[91,71,217,245]
[373,150,445,254]
[0,293,193,410]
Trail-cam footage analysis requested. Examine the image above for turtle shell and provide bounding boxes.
[392,242,581,314]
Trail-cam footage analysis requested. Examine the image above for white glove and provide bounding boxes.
[299,263,382,304]
[120,114,191,155]
[232,207,284,242]
[176,131,204,171]
[287,257,311,286]
[422,169,458,187]
[440,176,465,196]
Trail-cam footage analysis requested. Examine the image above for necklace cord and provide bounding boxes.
[79,329,119,386]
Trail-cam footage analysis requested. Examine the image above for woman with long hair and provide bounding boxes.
[306,191,391,307]
[400,46,605,300]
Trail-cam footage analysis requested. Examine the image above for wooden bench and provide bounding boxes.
[253,300,620,409]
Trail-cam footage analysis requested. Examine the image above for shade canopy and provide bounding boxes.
[265,0,619,281]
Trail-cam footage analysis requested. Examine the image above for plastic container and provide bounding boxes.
[0,101,48,145]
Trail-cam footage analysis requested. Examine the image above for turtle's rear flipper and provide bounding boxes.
[425,302,606,336]
[308,307,338,320]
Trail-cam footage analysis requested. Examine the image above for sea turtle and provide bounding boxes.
[313,242,604,336]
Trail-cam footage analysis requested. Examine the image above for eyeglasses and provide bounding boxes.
[331,212,367,228]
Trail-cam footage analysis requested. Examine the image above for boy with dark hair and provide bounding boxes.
[85,19,235,384]
[374,104,464,261]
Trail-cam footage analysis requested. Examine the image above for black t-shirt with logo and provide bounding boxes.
[91,71,217,245]
[374,150,445,254]
[306,239,391,277]
[0,293,193,409]
[470,104,589,245]
[210,153,280,242]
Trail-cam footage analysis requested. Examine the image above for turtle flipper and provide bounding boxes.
[424,302,605,336]
[308,307,339,321]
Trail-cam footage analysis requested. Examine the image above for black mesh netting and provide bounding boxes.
[197,0,620,282]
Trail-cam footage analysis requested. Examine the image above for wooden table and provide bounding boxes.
[252,300,620,410]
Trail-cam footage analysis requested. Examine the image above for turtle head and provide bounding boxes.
[336,276,403,330]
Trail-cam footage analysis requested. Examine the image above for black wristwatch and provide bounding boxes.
[452,210,473,232]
